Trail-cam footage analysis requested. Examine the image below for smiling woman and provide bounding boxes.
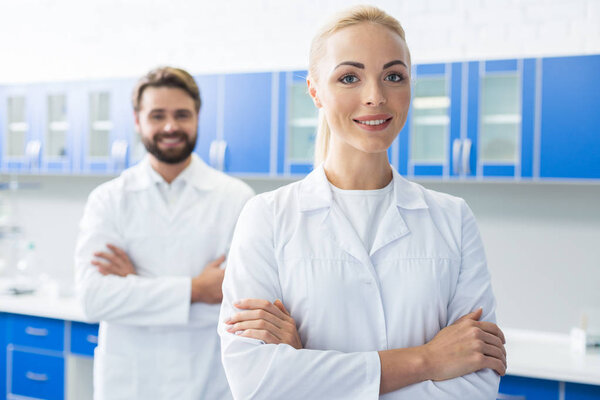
[219,5,505,400]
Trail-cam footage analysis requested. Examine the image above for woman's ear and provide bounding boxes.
[307,78,322,108]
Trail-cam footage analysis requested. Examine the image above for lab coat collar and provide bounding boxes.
[123,154,219,192]
[298,163,428,212]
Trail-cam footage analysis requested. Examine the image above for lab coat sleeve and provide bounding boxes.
[219,196,381,400]
[392,199,500,399]
[75,185,191,326]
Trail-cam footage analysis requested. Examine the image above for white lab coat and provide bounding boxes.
[219,164,500,400]
[75,154,254,400]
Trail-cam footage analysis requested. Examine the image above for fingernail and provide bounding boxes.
[234,330,244,335]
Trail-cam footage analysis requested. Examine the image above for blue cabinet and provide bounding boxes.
[193,74,220,167]
[499,375,560,400]
[222,72,274,174]
[565,382,600,399]
[539,55,600,179]
[1,313,99,399]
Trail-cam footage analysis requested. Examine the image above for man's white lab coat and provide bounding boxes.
[76,154,254,400]
[219,164,500,400]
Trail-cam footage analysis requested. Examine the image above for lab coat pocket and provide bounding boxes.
[93,348,136,400]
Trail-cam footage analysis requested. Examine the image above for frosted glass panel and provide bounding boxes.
[6,96,27,157]
[411,77,448,163]
[46,94,68,157]
[89,92,111,158]
[480,75,520,163]
[288,82,318,162]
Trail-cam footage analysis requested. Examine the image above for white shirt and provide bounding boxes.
[75,154,254,400]
[330,180,394,253]
[219,164,499,400]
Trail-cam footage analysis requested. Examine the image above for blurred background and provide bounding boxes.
[0,0,599,397]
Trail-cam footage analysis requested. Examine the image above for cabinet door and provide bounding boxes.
[499,375,560,400]
[565,381,600,399]
[1,313,6,399]
[283,70,316,175]
[194,74,220,166]
[540,55,600,179]
[0,84,42,173]
[81,79,130,174]
[406,63,457,178]
[222,72,273,174]
[10,349,64,400]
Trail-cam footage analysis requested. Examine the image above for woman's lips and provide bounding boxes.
[353,114,393,131]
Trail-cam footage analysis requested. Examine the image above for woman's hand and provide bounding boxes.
[92,244,136,277]
[423,308,507,380]
[225,299,303,349]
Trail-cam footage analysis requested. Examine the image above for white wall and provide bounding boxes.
[0,0,599,333]
[0,0,599,83]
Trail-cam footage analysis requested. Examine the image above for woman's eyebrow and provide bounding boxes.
[383,60,408,69]
[334,61,365,70]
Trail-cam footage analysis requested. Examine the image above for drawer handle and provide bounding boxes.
[25,327,49,337]
[26,371,49,382]
[86,334,98,344]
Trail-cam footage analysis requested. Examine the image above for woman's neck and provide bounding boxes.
[323,142,392,190]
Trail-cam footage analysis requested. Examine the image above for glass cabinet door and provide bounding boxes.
[88,91,112,159]
[46,94,68,159]
[287,82,317,164]
[411,77,449,164]
[6,96,28,159]
[479,74,520,163]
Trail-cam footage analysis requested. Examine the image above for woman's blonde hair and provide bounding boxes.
[308,5,409,166]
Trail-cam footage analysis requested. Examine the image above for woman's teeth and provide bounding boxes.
[356,119,388,126]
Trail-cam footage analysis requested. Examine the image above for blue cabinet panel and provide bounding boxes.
[466,61,480,177]
[398,108,410,176]
[565,382,600,399]
[223,72,272,174]
[290,163,313,175]
[499,375,560,400]
[449,62,463,176]
[483,165,515,177]
[416,63,446,75]
[194,74,220,166]
[0,314,6,398]
[70,322,99,357]
[540,55,600,179]
[414,165,444,176]
[7,314,64,352]
[276,71,290,174]
[10,349,64,400]
[520,58,537,178]
[485,59,518,72]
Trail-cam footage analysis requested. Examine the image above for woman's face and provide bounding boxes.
[309,22,411,157]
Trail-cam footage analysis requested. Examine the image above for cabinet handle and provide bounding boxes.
[25,326,49,337]
[25,139,42,168]
[452,139,462,175]
[26,371,49,382]
[461,138,472,175]
[86,334,98,344]
[209,139,228,171]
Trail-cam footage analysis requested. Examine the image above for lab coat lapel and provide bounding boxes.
[321,203,373,267]
[370,167,429,256]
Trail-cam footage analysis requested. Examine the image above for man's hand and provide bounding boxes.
[191,255,226,304]
[92,244,136,277]
[225,298,303,349]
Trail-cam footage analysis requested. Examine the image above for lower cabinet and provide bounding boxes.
[499,375,600,400]
[1,312,98,400]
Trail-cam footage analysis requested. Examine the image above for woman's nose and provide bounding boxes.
[364,81,386,106]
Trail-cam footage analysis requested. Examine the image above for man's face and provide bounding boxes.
[135,86,198,164]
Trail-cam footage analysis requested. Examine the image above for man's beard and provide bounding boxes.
[141,131,197,164]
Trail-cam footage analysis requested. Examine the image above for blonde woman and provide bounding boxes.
[219,6,506,399]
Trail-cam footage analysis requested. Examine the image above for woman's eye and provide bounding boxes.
[385,73,404,83]
[340,74,359,84]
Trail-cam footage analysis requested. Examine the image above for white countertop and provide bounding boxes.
[0,291,90,323]
[504,329,600,385]
[0,291,598,385]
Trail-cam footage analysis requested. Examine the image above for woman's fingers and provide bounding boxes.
[480,331,506,357]
[228,309,283,329]
[239,329,280,344]
[477,321,506,344]
[227,319,283,341]
[233,298,289,322]
[274,299,290,316]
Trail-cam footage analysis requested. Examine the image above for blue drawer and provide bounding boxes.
[70,321,99,357]
[10,349,64,400]
[8,314,64,351]
[565,382,600,399]
[499,375,559,400]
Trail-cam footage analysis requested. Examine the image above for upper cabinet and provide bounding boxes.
[0,54,598,181]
